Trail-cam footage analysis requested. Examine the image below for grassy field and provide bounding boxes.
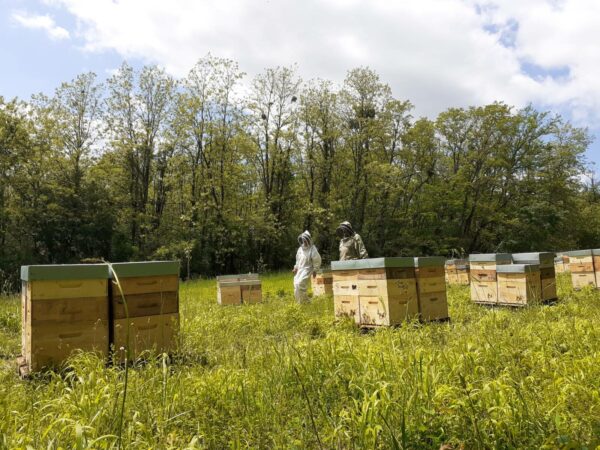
[1,273,600,448]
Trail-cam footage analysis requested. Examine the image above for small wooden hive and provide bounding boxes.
[332,258,418,327]
[554,255,567,274]
[110,261,179,361]
[568,250,597,290]
[456,263,470,285]
[311,268,333,296]
[497,264,542,306]
[216,274,262,305]
[414,257,449,321]
[444,260,459,284]
[469,253,512,304]
[19,264,109,373]
[512,252,557,302]
[446,259,469,285]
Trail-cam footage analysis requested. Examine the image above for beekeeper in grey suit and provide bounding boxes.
[292,231,322,302]
[336,221,369,260]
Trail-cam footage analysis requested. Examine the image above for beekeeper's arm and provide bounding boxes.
[293,247,302,273]
[356,235,369,259]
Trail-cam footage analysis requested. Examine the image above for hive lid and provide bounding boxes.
[217,273,259,281]
[220,279,261,287]
[592,249,600,256]
[456,265,469,270]
[469,253,512,263]
[512,252,554,268]
[109,261,180,278]
[331,257,414,270]
[497,264,540,274]
[567,249,592,257]
[414,256,446,267]
[445,259,467,266]
[554,256,564,263]
[21,264,108,281]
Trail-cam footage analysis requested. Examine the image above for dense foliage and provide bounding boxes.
[1,273,600,448]
[1,57,599,289]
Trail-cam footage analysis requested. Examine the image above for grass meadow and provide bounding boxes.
[0,273,600,448]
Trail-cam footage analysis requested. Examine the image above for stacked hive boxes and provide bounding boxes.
[414,257,449,321]
[512,252,557,303]
[217,274,262,305]
[18,264,109,374]
[332,258,419,327]
[568,250,597,289]
[554,256,569,274]
[311,269,333,296]
[110,262,179,361]
[445,259,470,285]
[469,254,512,304]
[497,264,542,306]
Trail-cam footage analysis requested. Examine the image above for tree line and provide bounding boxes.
[1,55,599,291]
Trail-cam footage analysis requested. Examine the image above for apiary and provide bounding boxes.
[216,274,262,305]
[568,250,597,290]
[414,257,449,321]
[469,253,512,304]
[331,258,418,327]
[311,268,333,296]
[110,261,179,361]
[512,252,557,302]
[18,264,109,374]
[497,264,542,306]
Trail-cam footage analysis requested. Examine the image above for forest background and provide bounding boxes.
[1,55,599,291]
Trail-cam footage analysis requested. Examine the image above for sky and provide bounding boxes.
[2,0,599,175]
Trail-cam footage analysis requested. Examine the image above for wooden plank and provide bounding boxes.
[31,296,109,322]
[415,266,445,278]
[29,279,107,300]
[470,270,497,282]
[356,279,417,298]
[571,272,596,289]
[569,255,593,264]
[359,293,419,326]
[333,281,359,296]
[334,295,360,323]
[356,267,415,280]
[112,291,178,319]
[541,278,557,301]
[112,313,178,361]
[457,273,470,285]
[540,267,556,280]
[111,275,179,296]
[241,285,262,304]
[569,263,594,273]
[498,278,542,305]
[418,291,449,321]
[217,285,241,305]
[415,277,446,295]
[470,281,498,304]
[332,270,360,282]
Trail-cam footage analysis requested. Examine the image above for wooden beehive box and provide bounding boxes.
[469,253,512,304]
[19,264,109,374]
[332,258,418,327]
[446,259,469,285]
[568,250,597,290]
[456,264,470,285]
[216,274,261,305]
[414,257,449,321]
[512,252,557,302]
[311,269,333,296]
[594,249,600,289]
[109,261,179,361]
[444,260,458,284]
[497,264,542,306]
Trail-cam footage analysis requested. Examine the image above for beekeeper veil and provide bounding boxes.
[297,230,312,248]
[336,221,355,239]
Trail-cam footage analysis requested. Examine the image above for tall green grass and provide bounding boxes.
[0,273,600,448]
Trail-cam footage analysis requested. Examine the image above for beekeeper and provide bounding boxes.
[336,221,369,260]
[292,230,322,302]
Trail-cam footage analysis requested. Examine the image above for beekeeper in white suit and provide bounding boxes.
[292,230,322,303]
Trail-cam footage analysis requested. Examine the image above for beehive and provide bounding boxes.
[19,264,109,373]
[414,257,449,321]
[554,256,568,274]
[512,252,557,302]
[594,249,600,289]
[110,261,179,361]
[456,264,470,285]
[497,264,542,306]
[216,274,261,305]
[311,268,333,296]
[444,260,459,284]
[469,253,512,304]
[568,250,597,290]
[331,258,418,327]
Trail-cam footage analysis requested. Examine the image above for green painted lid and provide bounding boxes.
[497,264,540,274]
[109,261,180,278]
[567,250,592,257]
[512,252,554,268]
[414,256,446,267]
[331,257,414,270]
[469,253,512,263]
[21,264,108,281]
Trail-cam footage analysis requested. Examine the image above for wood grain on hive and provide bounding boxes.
[568,250,597,290]
[110,261,180,361]
[311,269,333,297]
[19,264,109,373]
[469,253,512,305]
[497,264,542,306]
[511,252,557,303]
[216,274,261,305]
[415,257,449,321]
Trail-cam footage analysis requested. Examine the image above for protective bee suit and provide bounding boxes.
[293,231,322,302]
[337,221,369,261]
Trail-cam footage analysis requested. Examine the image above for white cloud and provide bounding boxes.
[28,0,600,125]
[12,11,70,40]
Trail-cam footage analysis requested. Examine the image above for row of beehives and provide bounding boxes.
[565,249,600,290]
[18,261,179,375]
[469,253,558,306]
[330,257,449,327]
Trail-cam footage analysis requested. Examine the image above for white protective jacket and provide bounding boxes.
[293,231,322,302]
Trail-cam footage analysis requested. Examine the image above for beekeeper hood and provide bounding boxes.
[336,221,355,238]
[297,230,312,248]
